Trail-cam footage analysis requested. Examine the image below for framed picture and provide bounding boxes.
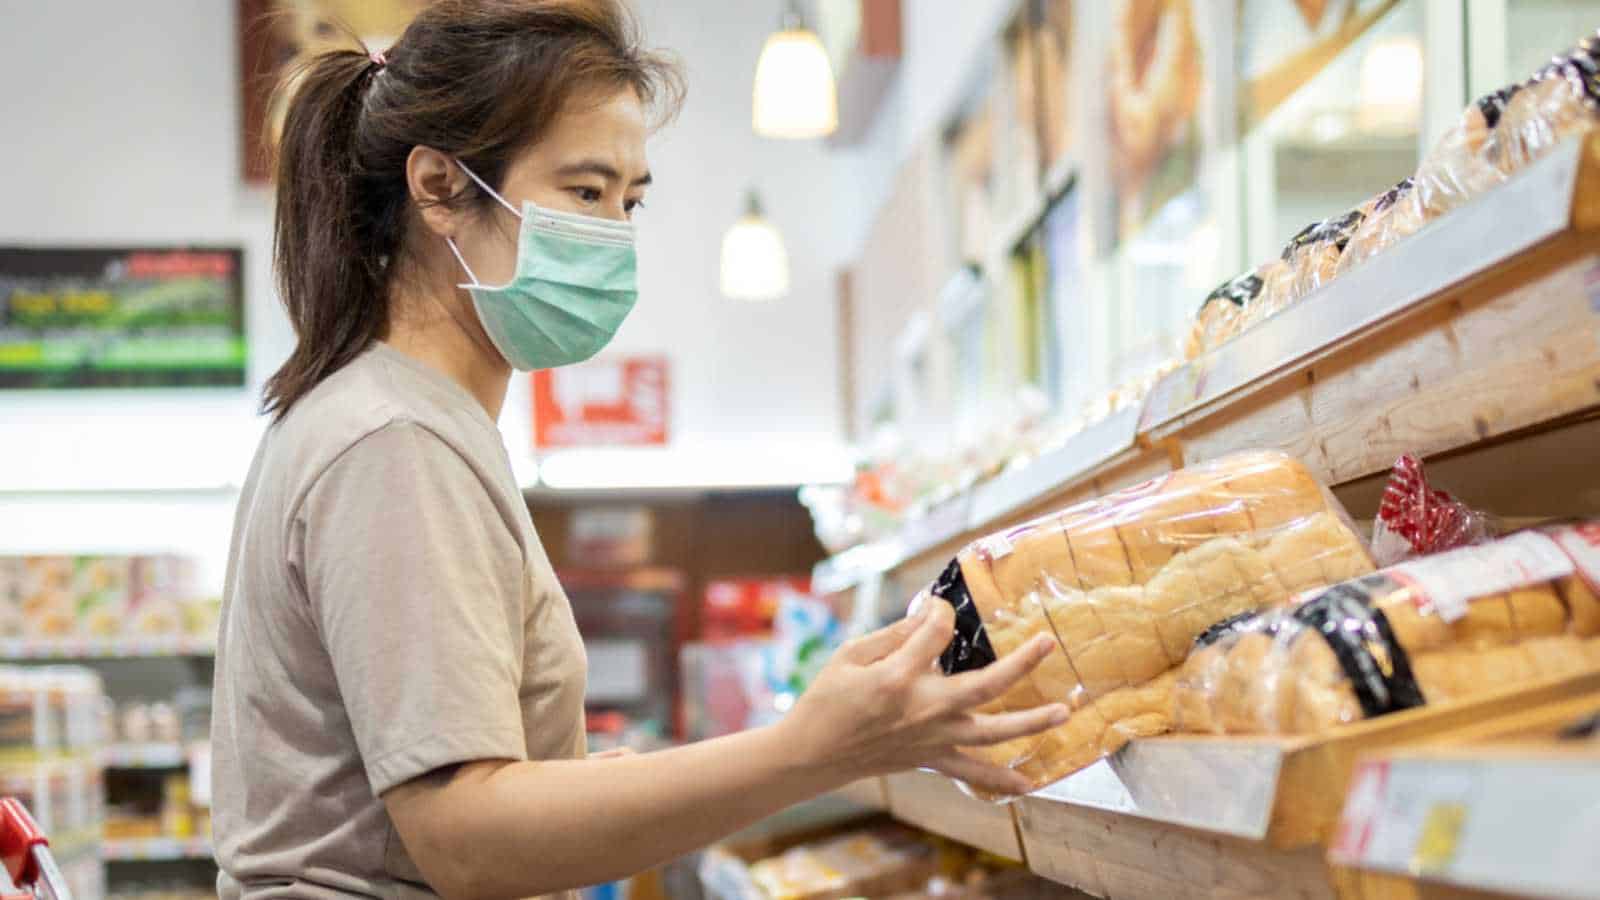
[238,0,425,183]
[0,247,246,390]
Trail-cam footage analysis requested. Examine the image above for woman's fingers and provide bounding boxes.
[835,608,925,665]
[941,633,1056,710]
[887,600,956,673]
[922,750,1036,798]
[942,704,1070,747]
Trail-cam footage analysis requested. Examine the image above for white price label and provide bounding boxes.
[1390,532,1574,622]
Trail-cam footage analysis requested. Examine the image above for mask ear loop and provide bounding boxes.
[447,159,523,288]
[445,237,481,287]
[455,159,523,219]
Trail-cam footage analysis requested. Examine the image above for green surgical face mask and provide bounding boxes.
[447,160,638,371]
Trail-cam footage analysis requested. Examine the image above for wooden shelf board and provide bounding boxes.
[883,770,1024,863]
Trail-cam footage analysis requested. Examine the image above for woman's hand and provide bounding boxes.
[779,600,1069,797]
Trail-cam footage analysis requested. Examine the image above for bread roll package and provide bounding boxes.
[926,451,1372,794]
[1412,85,1523,220]
[1493,38,1599,174]
[1334,178,1428,278]
[1184,270,1262,360]
[1173,523,1600,736]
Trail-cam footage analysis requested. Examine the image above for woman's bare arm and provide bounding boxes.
[384,603,1066,900]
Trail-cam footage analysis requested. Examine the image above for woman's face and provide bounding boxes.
[452,86,652,288]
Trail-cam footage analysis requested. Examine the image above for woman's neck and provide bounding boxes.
[385,280,513,421]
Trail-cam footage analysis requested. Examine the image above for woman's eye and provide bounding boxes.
[572,187,603,204]
[624,198,645,215]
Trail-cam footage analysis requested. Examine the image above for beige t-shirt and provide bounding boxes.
[212,343,588,899]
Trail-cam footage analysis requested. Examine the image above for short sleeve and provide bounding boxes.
[296,420,528,796]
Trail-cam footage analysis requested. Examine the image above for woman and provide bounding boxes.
[212,2,1068,898]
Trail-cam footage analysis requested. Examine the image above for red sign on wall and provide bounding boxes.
[532,357,669,449]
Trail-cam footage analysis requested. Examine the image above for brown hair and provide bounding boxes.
[262,0,683,419]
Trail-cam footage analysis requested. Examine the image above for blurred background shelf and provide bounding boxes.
[0,636,216,660]
[100,837,213,863]
[100,743,189,770]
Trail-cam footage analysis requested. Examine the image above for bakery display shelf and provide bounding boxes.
[1008,678,1600,900]
[101,742,188,770]
[0,635,216,659]
[883,769,1024,863]
[814,132,1600,602]
[833,776,890,811]
[1327,743,1600,900]
[101,837,213,863]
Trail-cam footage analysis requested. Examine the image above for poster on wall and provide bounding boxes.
[239,0,426,182]
[532,356,669,449]
[1238,0,1405,131]
[1101,0,1210,246]
[0,247,246,389]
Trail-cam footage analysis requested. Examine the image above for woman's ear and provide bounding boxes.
[406,145,470,238]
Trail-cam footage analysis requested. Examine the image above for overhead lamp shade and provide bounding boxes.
[752,26,838,139]
[720,192,790,302]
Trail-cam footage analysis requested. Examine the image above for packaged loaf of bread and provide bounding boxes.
[747,826,938,900]
[1173,523,1600,736]
[1494,35,1600,174]
[926,450,1373,793]
[1185,270,1263,360]
[1333,178,1428,277]
[1234,211,1362,335]
[1413,85,1523,220]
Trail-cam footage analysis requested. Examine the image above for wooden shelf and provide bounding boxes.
[883,770,1024,862]
[842,679,1600,899]
[812,133,1600,603]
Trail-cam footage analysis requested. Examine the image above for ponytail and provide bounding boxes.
[261,47,393,419]
[258,1,685,420]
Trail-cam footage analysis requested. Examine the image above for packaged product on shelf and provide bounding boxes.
[923,450,1372,793]
[1494,37,1600,174]
[1369,454,1497,566]
[1413,84,1523,219]
[1172,523,1600,736]
[742,826,938,900]
[1333,178,1426,277]
[1184,270,1262,360]
[1242,211,1365,332]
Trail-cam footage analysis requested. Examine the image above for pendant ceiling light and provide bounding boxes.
[720,190,790,302]
[752,0,838,139]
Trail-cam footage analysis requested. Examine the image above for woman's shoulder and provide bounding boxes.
[266,345,504,497]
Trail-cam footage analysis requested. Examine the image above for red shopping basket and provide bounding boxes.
[0,799,69,900]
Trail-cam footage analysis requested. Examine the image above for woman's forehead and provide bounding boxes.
[523,89,650,180]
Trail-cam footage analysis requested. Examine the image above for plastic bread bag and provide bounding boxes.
[925,450,1373,796]
[748,826,937,900]
[1172,523,1600,737]
[1233,258,1295,334]
[1370,454,1498,567]
[1493,36,1600,175]
[1334,178,1427,277]
[1413,84,1523,219]
[1235,214,1361,335]
[1185,270,1263,360]
[1289,208,1365,301]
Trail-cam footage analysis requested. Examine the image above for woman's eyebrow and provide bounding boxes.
[555,160,653,186]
